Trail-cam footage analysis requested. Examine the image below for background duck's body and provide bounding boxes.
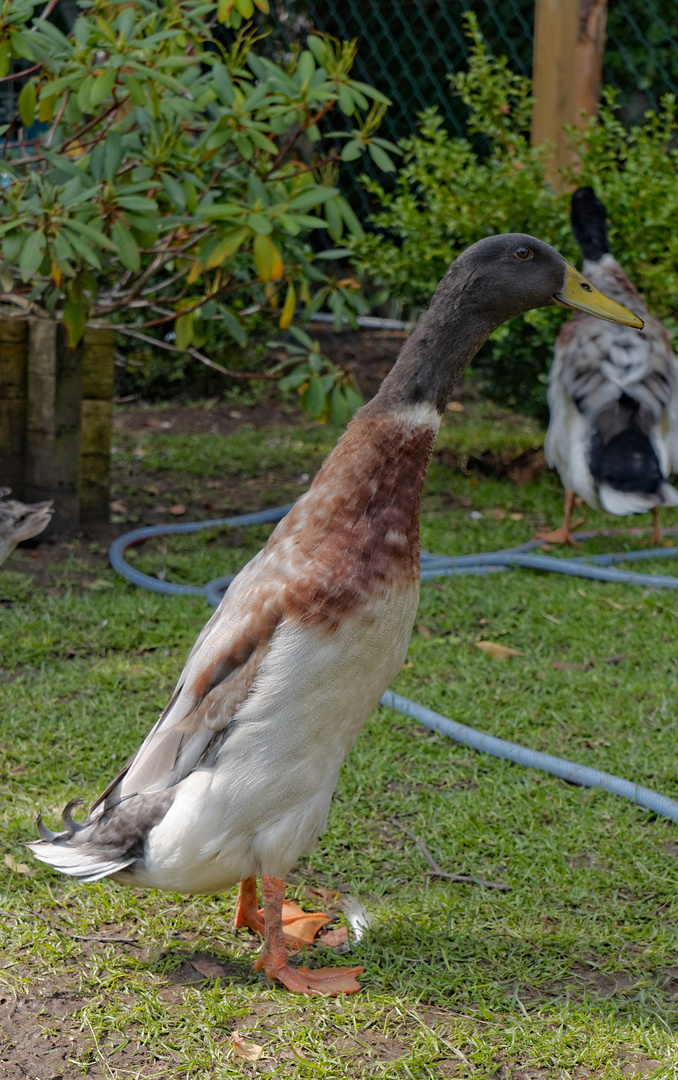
[28,234,642,995]
[0,488,53,566]
[543,187,678,544]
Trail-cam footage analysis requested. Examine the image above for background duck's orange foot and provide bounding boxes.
[265,962,364,996]
[535,526,578,546]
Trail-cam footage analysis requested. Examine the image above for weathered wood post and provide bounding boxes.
[0,314,115,538]
[0,319,28,495]
[531,0,608,188]
[24,319,83,537]
[81,325,116,527]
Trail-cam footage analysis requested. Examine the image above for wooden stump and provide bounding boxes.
[0,315,115,538]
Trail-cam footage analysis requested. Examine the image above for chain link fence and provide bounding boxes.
[4,2,677,176]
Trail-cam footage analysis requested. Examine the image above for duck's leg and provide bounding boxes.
[253,874,363,996]
[536,490,581,545]
[234,876,266,936]
[651,506,662,546]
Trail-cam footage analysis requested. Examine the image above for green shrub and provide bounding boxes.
[350,14,678,420]
[0,0,397,421]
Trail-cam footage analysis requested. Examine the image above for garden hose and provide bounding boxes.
[109,508,678,826]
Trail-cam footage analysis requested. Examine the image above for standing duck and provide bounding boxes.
[0,488,53,566]
[542,187,678,545]
[28,235,642,996]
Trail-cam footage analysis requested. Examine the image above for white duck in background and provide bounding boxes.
[28,234,642,996]
[542,186,678,545]
[0,488,53,566]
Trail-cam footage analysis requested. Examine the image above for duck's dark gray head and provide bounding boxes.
[446,233,641,327]
[376,232,643,415]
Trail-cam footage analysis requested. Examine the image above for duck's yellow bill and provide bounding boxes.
[554,263,644,328]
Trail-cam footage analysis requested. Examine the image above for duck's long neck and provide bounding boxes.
[368,267,502,417]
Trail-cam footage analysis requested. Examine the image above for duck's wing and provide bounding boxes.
[0,492,53,565]
[93,549,284,814]
[555,312,677,425]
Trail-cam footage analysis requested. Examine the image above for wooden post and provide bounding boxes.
[575,0,608,123]
[24,319,83,538]
[531,0,580,186]
[80,325,115,526]
[0,318,28,493]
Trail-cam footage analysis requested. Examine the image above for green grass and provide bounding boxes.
[2,402,678,1078]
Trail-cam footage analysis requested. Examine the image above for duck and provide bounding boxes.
[27,234,642,996]
[541,186,678,545]
[0,488,53,566]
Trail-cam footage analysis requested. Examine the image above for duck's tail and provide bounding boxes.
[571,186,609,263]
[25,801,136,882]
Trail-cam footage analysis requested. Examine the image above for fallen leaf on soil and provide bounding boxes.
[446,401,464,412]
[316,926,349,948]
[143,485,161,496]
[304,885,339,905]
[206,480,221,489]
[603,654,627,665]
[417,624,432,639]
[109,499,128,514]
[170,504,186,516]
[5,853,33,875]
[232,1031,264,1062]
[509,511,523,520]
[475,641,522,660]
[278,900,332,944]
[552,661,591,671]
[191,958,227,979]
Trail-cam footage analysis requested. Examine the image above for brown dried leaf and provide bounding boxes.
[316,926,349,947]
[170,504,186,516]
[232,1031,264,1062]
[475,640,522,661]
[191,958,227,979]
[446,401,464,412]
[109,499,128,514]
[5,853,33,875]
[417,624,432,639]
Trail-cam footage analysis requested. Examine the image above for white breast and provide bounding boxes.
[119,581,420,894]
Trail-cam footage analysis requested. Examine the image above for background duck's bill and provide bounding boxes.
[554,265,644,328]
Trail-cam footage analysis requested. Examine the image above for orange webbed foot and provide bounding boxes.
[256,958,364,996]
[255,874,363,996]
[535,523,582,546]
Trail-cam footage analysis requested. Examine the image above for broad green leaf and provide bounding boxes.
[247,213,273,236]
[368,142,396,171]
[287,187,338,212]
[63,229,102,270]
[234,0,254,16]
[161,174,187,210]
[67,218,118,252]
[18,80,36,128]
[0,48,9,80]
[221,306,248,347]
[253,233,283,281]
[330,385,351,425]
[205,227,249,268]
[279,282,295,329]
[90,68,116,107]
[341,139,363,162]
[111,220,140,272]
[62,296,86,348]
[303,375,325,418]
[103,132,123,181]
[19,231,45,281]
[174,311,194,351]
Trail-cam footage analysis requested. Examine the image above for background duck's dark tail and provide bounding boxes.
[589,410,678,515]
[571,186,610,263]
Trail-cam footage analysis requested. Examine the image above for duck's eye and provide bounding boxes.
[515,247,533,260]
